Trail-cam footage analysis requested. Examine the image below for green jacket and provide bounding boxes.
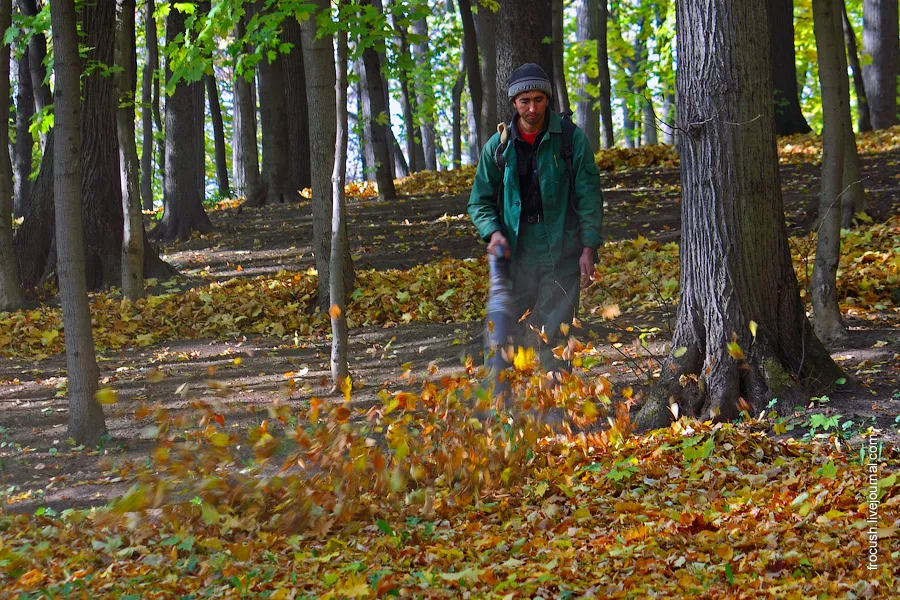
[467,111,603,266]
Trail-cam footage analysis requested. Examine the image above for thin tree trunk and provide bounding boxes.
[466,96,480,164]
[355,70,374,182]
[661,93,676,145]
[575,0,600,151]
[302,0,353,310]
[115,0,143,300]
[232,14,259,199]
[140,0,156,210]
[636,0,842,431]
[18,0,51,147]
[390,128,411,177]
[331,22,350,384]
[841,0,872,131]
[391,4,425,173]
[458,0,483,144]
[836,2,867,227]
[0,0,24,311]
[598,0,614,148]
[50,0,106,445]
[452,66,465,169]
[622,84,636,148]
[283,16,311,194]
[812,0,849,345]
[411,17,437,170]
[551,0,569,114]
[474,7,498,143]
[205,74,230,198]
[357,20,397,201]
[768,0,813,135]
[13,47,33,218]
[861,0,899,129]
[642,98,658,145]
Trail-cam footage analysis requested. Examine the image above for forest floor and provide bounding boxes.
[1,135,899,516]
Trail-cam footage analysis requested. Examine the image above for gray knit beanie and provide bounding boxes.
[507,63,552,100]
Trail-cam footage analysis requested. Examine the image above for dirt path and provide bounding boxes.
[2,150,899,514]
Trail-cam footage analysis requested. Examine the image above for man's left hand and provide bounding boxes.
[579,247,595,288]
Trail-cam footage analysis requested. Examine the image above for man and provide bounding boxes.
[468,63,603,374]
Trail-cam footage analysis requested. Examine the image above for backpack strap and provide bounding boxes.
[492,121,512,227]
[559,112,577,199]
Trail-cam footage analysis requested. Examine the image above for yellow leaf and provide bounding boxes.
[673,346,687,358]
[329,304,342,319]
[146,369,165,383]
[513,347,535,371]
[94,387,118,405]
[559,322,570,336]
[715,545,734,561]
[601,304,621,320]
[210,432,230,447]
[749,320,758,339]
[341,375,352,403]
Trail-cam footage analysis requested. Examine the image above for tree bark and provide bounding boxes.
[841,1,872,132]
[598,0,614,148]
[575,0,600,152]
[411,17,437,170]
[331,22,350,384]
[232,15,259,199]
[115,0,144,300]
[636,0,843,431]
[452,66,465,169]
[357,17,397,201]
[205,74,230,199]
[13,46,33,218]
[642,99,658,145]
[458,0,483,144]
[18,0,51,146]
[812,0,849,345]
[152,5,212,241]
[283,16,312,194]
[248,49,290,207]
[551,0,569,114]
[496,0,553,123]
[0,0,24,311]
[50,0,106,445]
[836,5,867,228]
[140,0,157,210]
[474,6,498,145]
[302,0,353,310]
[768,0,812,135]
[861,0,899,129]
[391,3,425,173]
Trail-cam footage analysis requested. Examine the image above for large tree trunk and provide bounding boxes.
[598,1,614,148]
[861,0,899,129]
[302,0,353,310]
[812,0,849,345]
[152,5,212,241]
[0,0,24,311]
[13,46,33,218]
[841,1,872,132]
[232,15,259,199]
[411,17,437,170]
[636,0,843,431]
[140,0,158,210]
[551,0,570,114]
[115,0,144,300]
[496,0,553,123]
[331,23,350,385]
[205,74,230,199]
[18,0,51,147]
[15,0,171,288]
[50,0,106,446]
[248,49,290,207]
[474,7,498,146]
[357,17,397,201]
[283,16,312,194]
[575,0,600,151]
[768,0,812,135]
[458,0,484,143]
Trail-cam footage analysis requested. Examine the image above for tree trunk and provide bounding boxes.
[551,0,570,114]
[474,7,498,145]
[452,66,465,169]
[302,0,353,310]
[357,22,397,201]
[836,6,867,228]
[411,17,437,170]
[13,46,33,218]
[248,49,290,207]
[636,0,843,432]
[331,22,350,385]
[662,92,676,145]
[205,74,230,198]
[642,98,658,145]
[768,0,812,135]
[115,0,144,300]
[812,0,849,345]
[283,16,312,194]
[18,0,51,147]
[232,15,259,199]
[355,70,375,182]
[391,4,425,173]
[861,0,899,129]
[390,128,411,177]
[50,0,106,445]
[598,0,614,148]
[0,0,24,311]
[496,0,553,123]
[841,1,872,132]
[15,0,171,288]
[458,0,483,144]
[466,96,480,164]
[149,0,164,192]
[575,0,600,151]
[622,81,636,148]
[140,0,157,210]
[152,5,212,241]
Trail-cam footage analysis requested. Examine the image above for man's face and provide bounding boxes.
[513,91,549,127]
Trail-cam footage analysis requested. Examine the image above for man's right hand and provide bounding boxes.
[487,231,509,258]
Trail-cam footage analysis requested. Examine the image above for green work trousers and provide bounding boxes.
[511,221,581,373]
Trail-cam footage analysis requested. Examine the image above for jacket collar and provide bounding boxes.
[509,110,561,142]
